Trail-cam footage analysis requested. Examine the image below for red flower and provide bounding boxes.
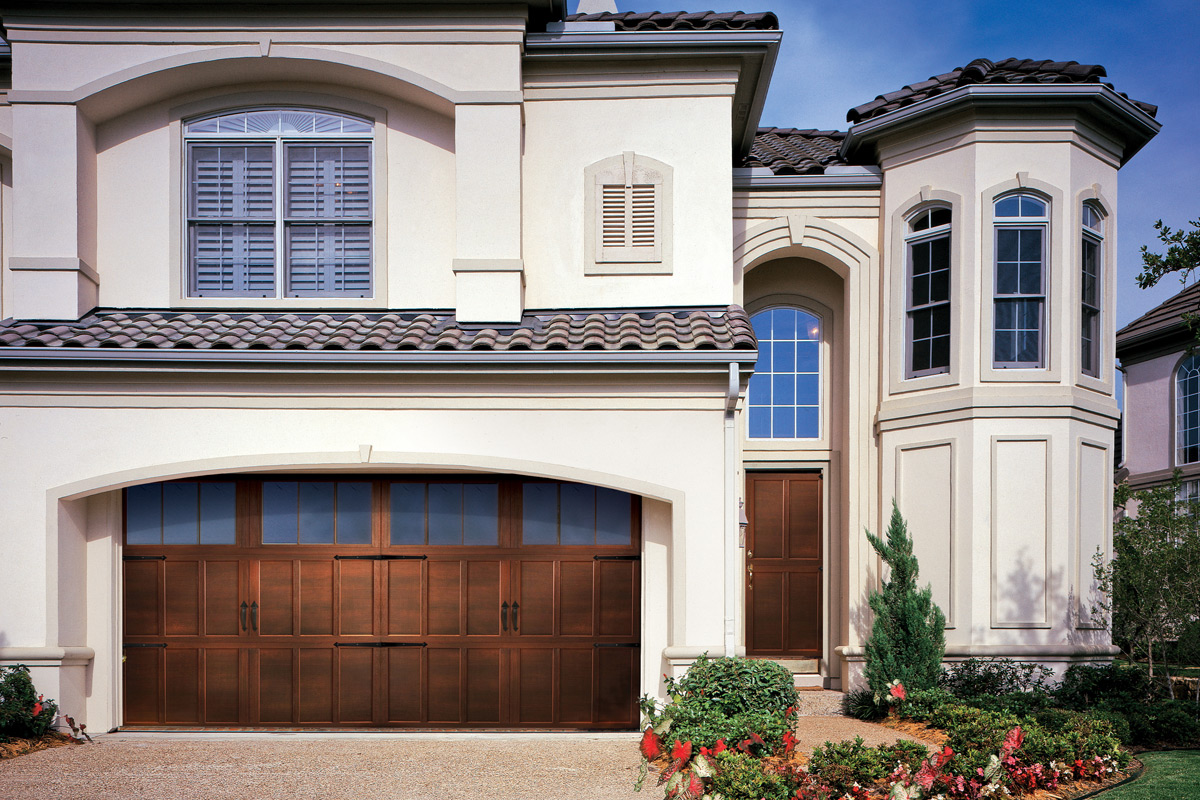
[1002,725,1025,756]
[671,739,692,762]
[640,728,662,760]
[713,739,728,755]
[782,730,798,754]
[686,771,704,797]
[889,681,907,701]
[31,694,43,717]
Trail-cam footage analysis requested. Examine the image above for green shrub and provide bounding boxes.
[666,704,791,752]
[841,686,885,720]
[668,654,799,718]
[1055,662,1150,709]
[963,690,1053,718]
[710,751,793,800]
[0,665,58,740]
[897,687,955,721]
[863,503,946,699]
[807,737,929,795]
[939,657,1054,697]
[1084,708,1133,745]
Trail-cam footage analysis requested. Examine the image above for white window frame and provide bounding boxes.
[992,192,1049,369]
[747,306,823,441]
[905,206,952,378]
[183,107,374,299]
[1080,203,1104,378]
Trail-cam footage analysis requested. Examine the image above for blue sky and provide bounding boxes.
[607,0,1200,329]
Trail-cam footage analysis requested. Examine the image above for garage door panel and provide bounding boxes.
[204,561,241,636]
[385,560,423,635]
[515,561,554,636]
[258,561,295,636]
[596,646,637,725]
[123,646,162,724]
[299,561,334,636]
[559,562,594,636]
[385,647,423,723]
[597,561,636,637]
[465,561,501,636]
[124,561,161,637]
[465,648,502,724]
[426,648,462,723]
[513,648,554,723]
[164,647,201,723]
[427,562,461,636]
[255,649,294,724]
[559,648,593,723]
[338,647,375,723]
[337,559,375,636]
[298,648,334,723]
[165,561,201,636]
[204,648,241,724]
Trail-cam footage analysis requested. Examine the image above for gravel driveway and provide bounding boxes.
[0,693,937,800]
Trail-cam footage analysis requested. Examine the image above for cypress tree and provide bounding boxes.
[864,501,946,700]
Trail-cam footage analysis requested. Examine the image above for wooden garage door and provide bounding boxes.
[122,478,641,729]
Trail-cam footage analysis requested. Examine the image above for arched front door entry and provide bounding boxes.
[122,475,641,729]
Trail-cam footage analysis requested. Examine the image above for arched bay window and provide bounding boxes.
[906,206,952,376]
[993,193,1048,368]
[748,307,821,439]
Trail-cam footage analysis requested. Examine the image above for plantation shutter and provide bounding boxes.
[595,153,661,264]
[284,144,372,296]
[188,145,276,296]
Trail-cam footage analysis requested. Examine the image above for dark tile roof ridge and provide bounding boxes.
[1116,281,1200,344]
[564,10,779,31]
[847,57,1156,124]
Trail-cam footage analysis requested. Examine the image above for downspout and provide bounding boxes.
[724,362,740,658]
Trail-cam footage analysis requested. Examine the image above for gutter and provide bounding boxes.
[723,362,741,658]
[733,166,882,190]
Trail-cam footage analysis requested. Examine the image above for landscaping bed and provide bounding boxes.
[0,731,79,760]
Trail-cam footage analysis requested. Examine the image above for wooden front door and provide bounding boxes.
[745,472,822,657]
[122,477,640,729]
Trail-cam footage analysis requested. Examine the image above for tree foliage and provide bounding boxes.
[1136,218,1200,290]
[1100,476,1200,695]
[864,501,946,700]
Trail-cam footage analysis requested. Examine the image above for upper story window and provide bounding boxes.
[185,108,373,298]
[748,307,821,439]
[584,152,672,275]
[1177,354,1200,465]
[905,207,952,377]
[993,193,1048,368]
[1080,203,1104,377]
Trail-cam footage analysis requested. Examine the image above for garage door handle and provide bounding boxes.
[511,602,519,632]
[240,601,248,632]
[250,601,258,632]
[501,601,509,631]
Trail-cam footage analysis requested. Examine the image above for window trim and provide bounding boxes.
[583,151,673,276]
[168,93,390,310]
[904,205,953,379]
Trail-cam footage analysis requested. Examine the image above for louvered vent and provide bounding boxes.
[599,184,658,261]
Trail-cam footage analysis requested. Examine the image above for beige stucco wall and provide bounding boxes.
[1121,350,1182,480]
[0,367,741,731]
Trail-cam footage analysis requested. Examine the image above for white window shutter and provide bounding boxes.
[595,152,662,264]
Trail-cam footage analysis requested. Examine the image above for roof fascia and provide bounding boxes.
[842,84,1161,166]
[733,166,881,190]
[524,29,782,158]
[0,347,760,368]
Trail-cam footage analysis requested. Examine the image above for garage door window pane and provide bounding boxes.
[200,483,237,545]
[596,488,633,546]
[298,482,336,544]
[522,484,558,545]
[164,483,200,544]
[337,483,372,544]
[463,484,499,546]
[389,483,426,545]
[263,482,299,543]
[428,483,464,546]
[561,484,596,545]
[126,484,163,545]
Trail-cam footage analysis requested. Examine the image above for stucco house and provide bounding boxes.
[0,0,1160,731]
[1116,282,1200,495]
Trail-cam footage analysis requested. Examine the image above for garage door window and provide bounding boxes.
[262,481,372,544]
[522,483,633,546]
[389,482,500,545]
[125,481,237,545]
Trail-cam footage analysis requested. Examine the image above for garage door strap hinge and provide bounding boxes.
[123,642,167,648]
[383,642,427,647]
[334,555,377,560]
[334,642,385,647]
[593,555,640,561]
[379,555,427,560]
[123,555,167,561]
[593,643,639,648]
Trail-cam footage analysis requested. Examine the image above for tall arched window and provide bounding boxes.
[905,206,952,377]
[993,192,1048,368]
[1080,203,1104,377]
[1177,354,1200,465]
[748,307,821,439]
[184,108,374,298]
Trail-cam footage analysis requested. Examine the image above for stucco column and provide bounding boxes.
[9,103,98,320]
[453,102,524,323]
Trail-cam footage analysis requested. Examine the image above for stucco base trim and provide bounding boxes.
[835,643,1119,661]
[0,646,96,666]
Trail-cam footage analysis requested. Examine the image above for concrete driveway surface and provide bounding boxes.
[0,693,937,800]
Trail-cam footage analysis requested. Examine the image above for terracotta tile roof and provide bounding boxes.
[0,307,756,354]
[1116,281,1200,349]
[564,10,779,30]
[742,127,848,174]
[847,57,1158,124]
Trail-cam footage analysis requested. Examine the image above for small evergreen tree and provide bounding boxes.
[864,501,946,700]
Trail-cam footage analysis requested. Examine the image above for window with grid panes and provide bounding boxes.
[905,207,952,377]
[747,307,821,439]
[185,108,372,298]
[993,193,1048,368]
[1081,204,1103,377]
[1177,355,1200,465]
